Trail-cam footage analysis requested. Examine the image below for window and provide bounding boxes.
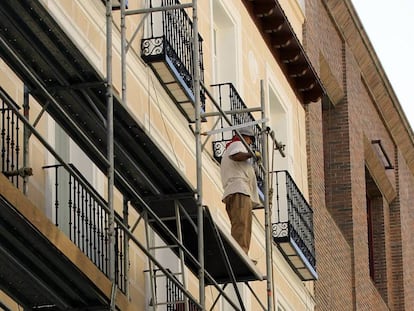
[212,0,238,86]
[268,85,289,172]
[211,0,240,147]
[365,167,387,296]
[46,121,102,235]
[366,194,375,279]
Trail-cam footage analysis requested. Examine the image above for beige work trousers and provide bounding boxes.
[224,193,253,254]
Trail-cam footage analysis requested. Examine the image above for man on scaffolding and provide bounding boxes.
[220,126,261,257]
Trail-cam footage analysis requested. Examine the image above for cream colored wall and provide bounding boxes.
[0,0,315,310]
[280,0,306,41]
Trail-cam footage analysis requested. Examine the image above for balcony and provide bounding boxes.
[0,86,128,308]
[211,83,264,191]
[141,0,205,122]
[0,93,22,188]
[272,170,317,281]
[42,163,128,292]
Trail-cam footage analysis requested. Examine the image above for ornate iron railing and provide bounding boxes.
[272,170,316,270]
[1,92,21,187]
[146,269,201,311]
[211,83,264,189]
[166,276,201,311]
[141,0,205,111]
[43,163,128,292]
[1,86,129,291]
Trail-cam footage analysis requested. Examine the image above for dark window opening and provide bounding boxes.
[366,195,375,280]
[365,167,388,302]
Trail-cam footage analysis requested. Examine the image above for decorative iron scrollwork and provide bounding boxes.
[165,43,192,89]
[141,37,164,57]
[272,222,288,238]
[212,140,227,161]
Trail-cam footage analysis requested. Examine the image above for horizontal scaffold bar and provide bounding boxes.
[125,3,192,16]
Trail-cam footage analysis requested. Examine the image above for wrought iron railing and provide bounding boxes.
[211,83,264,189]
[166,276,201,311]
[147,270,201,311]
[0,86,129,291]
[1,92,21,187]
[272,170,316,269]
[141,0,205,110]
[42,163,128,292]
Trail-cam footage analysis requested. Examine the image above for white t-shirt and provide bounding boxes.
[220,141,261,207]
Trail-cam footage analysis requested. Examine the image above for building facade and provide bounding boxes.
[0,0,413,311]
[0,0,320,310]
[305,0,414,310]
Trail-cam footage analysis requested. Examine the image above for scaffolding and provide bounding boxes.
[102,1,279,310]
[0,0,319,310]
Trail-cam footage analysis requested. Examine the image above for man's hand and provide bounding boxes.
[254,151,262,164]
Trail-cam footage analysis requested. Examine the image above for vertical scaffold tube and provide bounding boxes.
[23,85,30,195]
[192,0,205,309]
[120,0,128,296]
[262,80,274,311]
[121,0,127,103]
[106,0,116,309]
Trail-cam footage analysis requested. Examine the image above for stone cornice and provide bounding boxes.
[242,0,325,104]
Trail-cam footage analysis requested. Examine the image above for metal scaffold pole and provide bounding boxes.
[120,1,130,300]
[262,80,274,311]
[192,0,205,309]
[23,85,30,195]
[106,0,116,309]
[121,0,127,103]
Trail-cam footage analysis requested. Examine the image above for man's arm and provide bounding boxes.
[230,150,262,162]
[230,152,252,161]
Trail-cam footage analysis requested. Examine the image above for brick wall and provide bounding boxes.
[304,0,414,310]
[396,151,414,309]
[307,98,354,311]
